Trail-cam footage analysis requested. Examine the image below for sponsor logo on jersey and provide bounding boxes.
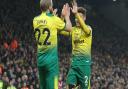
[74,39,84,44]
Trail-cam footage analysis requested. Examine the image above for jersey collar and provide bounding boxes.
[41,11,54,17]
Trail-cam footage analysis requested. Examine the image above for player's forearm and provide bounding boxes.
[75,13,91,34]
[59,30,70,36]
[65,16,72,32]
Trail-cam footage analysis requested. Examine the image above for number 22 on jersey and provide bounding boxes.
[34,28,51,45]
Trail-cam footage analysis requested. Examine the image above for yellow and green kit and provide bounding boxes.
[65,13,92,89]
[33,12,65,89]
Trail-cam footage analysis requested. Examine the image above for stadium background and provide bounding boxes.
[0,0,128,89]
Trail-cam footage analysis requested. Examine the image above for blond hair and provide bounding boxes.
[40,0,53,11]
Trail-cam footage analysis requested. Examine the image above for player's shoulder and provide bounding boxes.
[87,25,93,36]
[52,15,63,21]
[87,25,92,31]
[33,14,43,28]
[33,12,53,21]
[33,15,41,22]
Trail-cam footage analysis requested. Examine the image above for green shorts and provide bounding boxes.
[37,55,59,89]
[66,63,91,89]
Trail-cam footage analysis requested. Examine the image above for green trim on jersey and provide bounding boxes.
[46,12,54,17]
[72,26,92,60]
[37,47,58,67]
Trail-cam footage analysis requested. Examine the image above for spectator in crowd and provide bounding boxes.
[7,80,16,89]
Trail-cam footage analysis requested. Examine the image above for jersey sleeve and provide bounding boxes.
[75,13,91,35]
[54,16,65,31]
[33,18,38,30]
[59,30,71,36]
[87,25,92,36]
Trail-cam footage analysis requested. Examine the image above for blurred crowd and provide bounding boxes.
[0,24,39,89]
[0,0,128,89]
[90,14,128,89]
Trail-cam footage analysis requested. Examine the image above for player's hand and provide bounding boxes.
[71,0,78,14]
[61,3,70,18]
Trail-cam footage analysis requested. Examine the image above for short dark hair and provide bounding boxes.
[40,0,52,11]
[78,7,87,16]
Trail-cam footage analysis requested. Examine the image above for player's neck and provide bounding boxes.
[41,10,49,13]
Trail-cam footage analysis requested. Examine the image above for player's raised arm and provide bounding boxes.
[61,3,72,32]
[71,1,91,35]
[59,30,71,36]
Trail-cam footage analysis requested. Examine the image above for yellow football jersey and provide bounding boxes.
[33,12,65,60]
[72,26,92,59]
[59,25,92,60]
[33,13,65,51]
[59,12,92,65]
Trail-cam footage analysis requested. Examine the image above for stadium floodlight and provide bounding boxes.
[113,0,117,2]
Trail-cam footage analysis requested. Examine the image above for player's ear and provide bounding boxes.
[53,9,58,16]
[49,0,53,10]
[83,14,86,21]
[49,6,53,13]
[84,16,86,21]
